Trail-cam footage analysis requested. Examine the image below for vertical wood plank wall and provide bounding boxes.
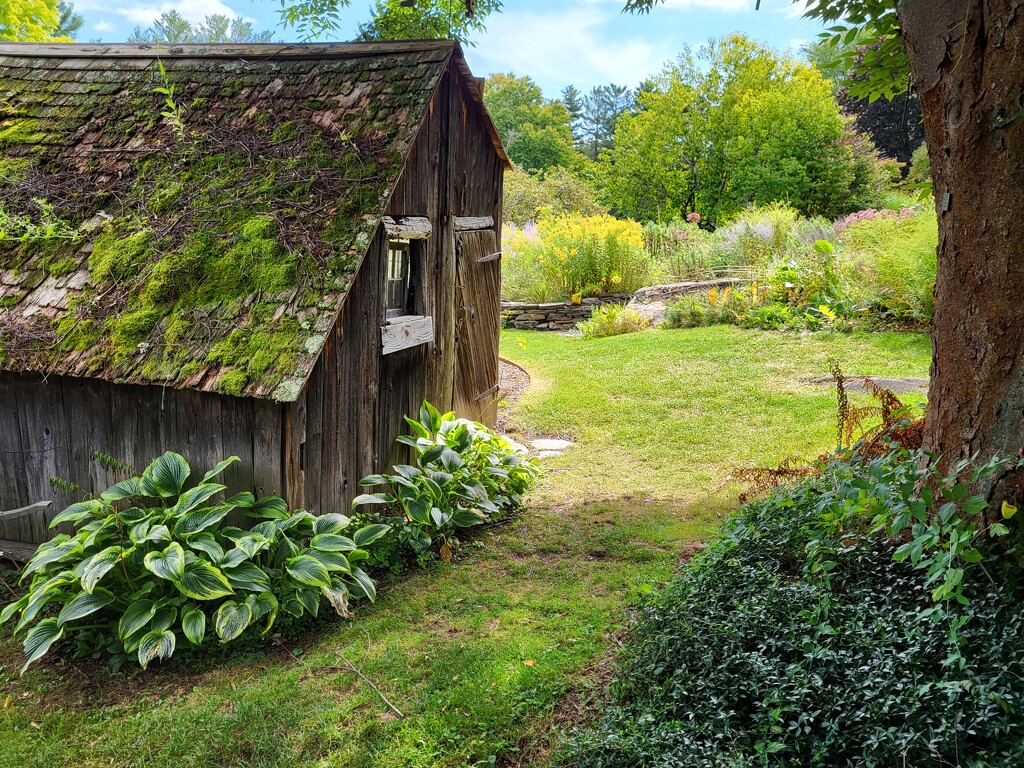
[0,373,283,543]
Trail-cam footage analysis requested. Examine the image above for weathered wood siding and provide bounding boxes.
[0,373,283,543]
[0,54,505,537]
[291,59,504,515]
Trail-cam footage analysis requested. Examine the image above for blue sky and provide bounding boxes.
[73,0,827,97]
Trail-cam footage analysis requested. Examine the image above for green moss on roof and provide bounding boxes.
[0,43,454,400]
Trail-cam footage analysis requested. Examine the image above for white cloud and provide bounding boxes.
[466,7,677,95]
[73,0,244,27]
[660,0,749,12]
[93,20,116,32]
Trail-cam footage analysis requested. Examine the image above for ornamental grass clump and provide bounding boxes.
[2,452,389,673]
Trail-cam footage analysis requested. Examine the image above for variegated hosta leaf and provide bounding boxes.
[233,534,270,559]
[80,546,124,593]
[348,568,377,603]
[250,496,289,520]
[284,555,332,588]
[21,618,65,674]
[118,599,157,640]
[214,600,253,642]
[137,629,176,669]
[57,588,115,626]
[144,542,186,581]
[181,606,206,646]
[48,500,105,529]
[223,562,271,593]
[218,548,248,569]
[255,593,279,634]
[295,588,319,618]
[23,540,82,578]
[322,580,352,618]
[352,524,390,548]
[141,451,191,498]
[312,513,351,535]
[99,477,143,502]
[310,534,356,552]
[172,490,229,531]
[174,562,234,601]
[0,594,28,626]
[307,549,351,574]
[201,456,240,484]
[187,532,225,562]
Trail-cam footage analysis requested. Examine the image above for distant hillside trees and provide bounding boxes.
[127,12,274,44]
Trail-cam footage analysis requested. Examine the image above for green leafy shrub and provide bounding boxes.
[1,452,388,673]
[578,304,652,339]
[663,283,771,329]
[564,449,1024,767]
[837,208,937,326]
[908,142,931,184]
[354,401,540,564]
[503,164,607,227]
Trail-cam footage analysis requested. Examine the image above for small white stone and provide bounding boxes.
[538,450,564,458]
[532,438,573,451]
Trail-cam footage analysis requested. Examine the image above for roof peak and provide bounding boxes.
[0,40,459,60]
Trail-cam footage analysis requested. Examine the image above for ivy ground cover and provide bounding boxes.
[0,326,930,767]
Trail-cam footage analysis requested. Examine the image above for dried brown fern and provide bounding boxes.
[733,458,819,503]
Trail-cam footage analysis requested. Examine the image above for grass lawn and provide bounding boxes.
[0,326,931,768]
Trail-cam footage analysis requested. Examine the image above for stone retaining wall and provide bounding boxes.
[501,294,630,331]
[502,279,741,332]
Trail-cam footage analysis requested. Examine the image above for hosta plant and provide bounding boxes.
[354,401,540,562]
[1,452,388,673]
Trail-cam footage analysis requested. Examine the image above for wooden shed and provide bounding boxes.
[0,41,508,549]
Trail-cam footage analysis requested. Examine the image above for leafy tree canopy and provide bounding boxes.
[0,0,66,41]
[357,0,500,45]
[600,35,888,223]
[483,73,581,172]
[128,11,274,44]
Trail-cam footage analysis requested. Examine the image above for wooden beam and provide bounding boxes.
[454,216,494,231]
[0,501,51,520]
[382,315,434,355]
[0,539,37,563]
[382,216,432,239]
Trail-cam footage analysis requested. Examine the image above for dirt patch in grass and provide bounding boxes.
[498,358,531,432]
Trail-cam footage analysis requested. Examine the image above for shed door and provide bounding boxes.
[453,229,501,426]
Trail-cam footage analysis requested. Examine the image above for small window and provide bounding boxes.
[386,239,411,319]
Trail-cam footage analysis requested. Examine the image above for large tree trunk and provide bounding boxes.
[899,0,1024,506]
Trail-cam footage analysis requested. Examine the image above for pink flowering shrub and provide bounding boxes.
[833,207,917,234]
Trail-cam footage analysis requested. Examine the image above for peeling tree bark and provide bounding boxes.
[899,0,1024,509]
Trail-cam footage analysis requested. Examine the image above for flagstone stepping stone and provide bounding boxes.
[531,438,574,452]
[807,375,929,394]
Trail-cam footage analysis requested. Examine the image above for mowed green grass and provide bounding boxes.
[0,326,931,768]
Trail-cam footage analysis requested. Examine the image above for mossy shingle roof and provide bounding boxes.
[0,41,495,401]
